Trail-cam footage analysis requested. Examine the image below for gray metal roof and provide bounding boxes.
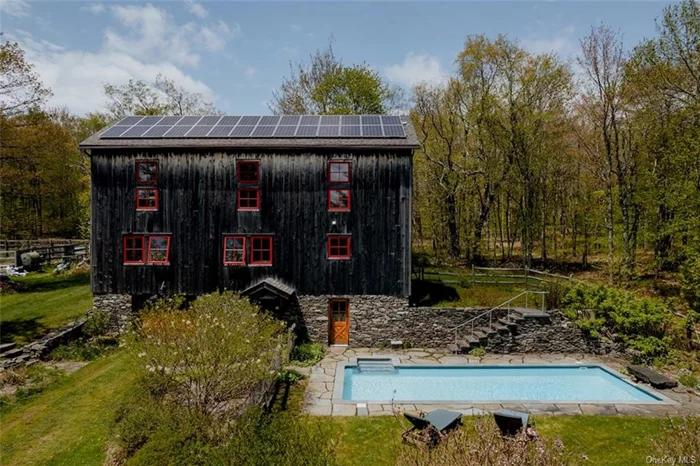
[79,115,420,150]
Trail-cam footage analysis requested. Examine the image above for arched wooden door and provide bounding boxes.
[328,299,349,345]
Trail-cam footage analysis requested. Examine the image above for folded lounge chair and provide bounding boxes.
[402,409,462,447]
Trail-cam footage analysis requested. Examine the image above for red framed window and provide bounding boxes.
[136,188,158,211]
[329,161,350,183]
[136,161,158,184]
[147,236,171,265]
[250,236,273,265]
[238,188,260,211]
[328,235,351,259]
[223,236,246,265]
[328,189,351,211]
[237,160,260,184]
[123,235,145,264]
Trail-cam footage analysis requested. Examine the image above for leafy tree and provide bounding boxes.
[0,41,52,116]
[103,74,219,118]
[269,42,404,115]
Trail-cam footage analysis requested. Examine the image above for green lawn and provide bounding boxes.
[0,351,135,466]
[0,271,92,345]
[0,350,672,466]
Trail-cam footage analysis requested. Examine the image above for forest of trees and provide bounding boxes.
[1,1,698,286]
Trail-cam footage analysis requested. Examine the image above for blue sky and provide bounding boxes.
[1,0,674,115]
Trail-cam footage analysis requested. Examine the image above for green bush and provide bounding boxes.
[50,336,118,361]
[562,284,674,362]
[278,368,305,385]
[677,373,699,389]
[290,342,326,366]
[83,308,112,337]
[468,347,486,357]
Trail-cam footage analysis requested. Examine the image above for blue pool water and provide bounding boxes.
[342,366,661,402]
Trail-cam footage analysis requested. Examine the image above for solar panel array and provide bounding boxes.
[100,115,406,139]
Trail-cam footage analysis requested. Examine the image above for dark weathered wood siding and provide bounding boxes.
[91,148,412,297]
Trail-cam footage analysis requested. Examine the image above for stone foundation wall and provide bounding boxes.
[93,294,133,330]
[485,310,601,354]
[295,296,601,353]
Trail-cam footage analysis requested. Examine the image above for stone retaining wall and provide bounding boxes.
[295,296,600,352]
[1,318,87,368]
[93,294,133,330]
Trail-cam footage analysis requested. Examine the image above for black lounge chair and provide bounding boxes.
[402,409,462,447]
[494,410,529,436]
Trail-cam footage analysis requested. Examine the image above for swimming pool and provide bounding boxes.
[341,365,663,403]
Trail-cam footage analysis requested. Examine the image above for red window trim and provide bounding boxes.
[147,235,171,265]
[135,188,159,211]
[238,188,260,211]
[123,235,145,265]
[237,160,260,184]
[249,235,273,266]
[328,189,351,212]
[328,161,351,184]
[136,160,158,184]
[327,235,351,260]
[223,235,246,265]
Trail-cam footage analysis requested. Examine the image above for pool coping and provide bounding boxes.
[331,360,678,406]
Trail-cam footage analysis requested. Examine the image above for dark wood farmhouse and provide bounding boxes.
[80,115,419,345]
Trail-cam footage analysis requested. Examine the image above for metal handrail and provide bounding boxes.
[450,290,548,353]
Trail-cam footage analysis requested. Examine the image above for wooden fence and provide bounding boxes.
[415,264,589,288]
[0,239,89,268]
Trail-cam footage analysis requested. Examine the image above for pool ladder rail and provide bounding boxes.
[357,358,397,373]
[449,290,549,354]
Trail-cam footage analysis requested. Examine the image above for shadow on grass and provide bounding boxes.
[0,316,46,345]
[11,272,90,294]
[410,280,460,307]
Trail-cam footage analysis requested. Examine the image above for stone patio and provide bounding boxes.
[299,348,700,417]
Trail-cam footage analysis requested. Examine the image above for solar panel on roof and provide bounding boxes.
[239,116,260,126]
[319,125,339,137]
[280,115,300,125]
[219,116,240,126]
[197,116,221,125]
[381,116,401,125]
[117,116,144,126]
[101,126,130,137]
[188,126,214,136]
[362,125,383,136]
[300,115,320,125]
[383,125,405,137]
[252,126,276,137]
[208,126,234,137]
[157,116,182,125]
[138,116,164,125]
[178,116,202,125]
[296,125,318,137]
[320,115,340,125]
[143,125,171,137]
[121,125,151,137]
[163,125,192,137]
[98,115,408,140]
[231,125,255,136]
[274,125,297,136]
[340,125,360,136]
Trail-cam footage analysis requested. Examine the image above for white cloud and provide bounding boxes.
[564,24,576,34]
[521,37,577,57]
[184,0,208,19]
[5,2,238,116]
[85,3,105,15]
[0,0,29,17]
[245,65,256,78]
[279,46,299,59]
[290,24,302,32]
[385,53,448,88]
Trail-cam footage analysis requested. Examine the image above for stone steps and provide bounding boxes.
[452,310,550,354]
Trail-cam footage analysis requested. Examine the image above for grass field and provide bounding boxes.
[0,271,92,345]
[0,351,135,466]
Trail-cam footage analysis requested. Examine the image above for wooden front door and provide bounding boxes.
[328,299,350,345]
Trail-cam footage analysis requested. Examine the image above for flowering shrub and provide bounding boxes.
[397,416,580,466]
[124,292,290,421]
